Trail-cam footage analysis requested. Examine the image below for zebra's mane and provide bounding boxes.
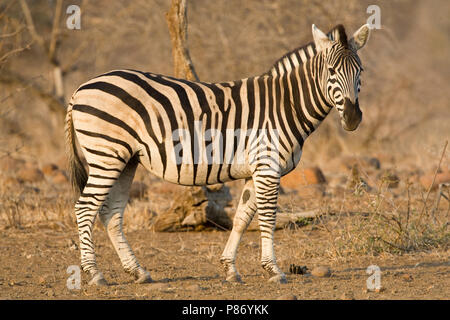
[268,24,347,76]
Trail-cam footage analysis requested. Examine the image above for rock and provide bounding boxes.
[281,167,326,190]
[277,294,297,300]
[419,172,450,190]
[16,167,45,183]
[311,266,331,277]
[129,181,149,199]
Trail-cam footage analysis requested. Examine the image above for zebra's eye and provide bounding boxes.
[328,67,336,76]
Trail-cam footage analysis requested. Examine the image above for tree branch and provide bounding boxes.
[19,0,46,51]
[48,0,63,63]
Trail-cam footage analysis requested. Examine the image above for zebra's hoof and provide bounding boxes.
[268,273,287,284]
[135,270,153,284]
[88,272,108,286]
[225,272,243,283]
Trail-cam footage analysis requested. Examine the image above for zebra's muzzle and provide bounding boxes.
[341,98,362,131]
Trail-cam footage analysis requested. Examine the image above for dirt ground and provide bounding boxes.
[0,226,448,300]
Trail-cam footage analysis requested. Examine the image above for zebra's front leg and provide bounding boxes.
[253,173,287,284]
[220,179,257,283]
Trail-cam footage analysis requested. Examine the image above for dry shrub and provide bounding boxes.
[313,179,449,261]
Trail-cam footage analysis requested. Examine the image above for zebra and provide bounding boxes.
[65,23,371,285]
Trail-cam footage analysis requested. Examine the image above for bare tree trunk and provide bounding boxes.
[165,0,199,81]
[153,0,231,231]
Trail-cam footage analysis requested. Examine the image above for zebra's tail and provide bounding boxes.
[65,98,88,195]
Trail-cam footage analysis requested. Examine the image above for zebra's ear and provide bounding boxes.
[348,24,371,51]
[312,24,332,52]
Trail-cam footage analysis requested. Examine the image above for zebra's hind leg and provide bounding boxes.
[75,165,127,286]
[98,156,152,284]
[220,179,257,283]
[253,172,287,284]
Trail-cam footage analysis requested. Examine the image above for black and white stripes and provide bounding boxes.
[66,23,371,285]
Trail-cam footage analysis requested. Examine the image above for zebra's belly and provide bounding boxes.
[145,162,252,186]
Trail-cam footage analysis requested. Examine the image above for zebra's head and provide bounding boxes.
[312,24,371,131]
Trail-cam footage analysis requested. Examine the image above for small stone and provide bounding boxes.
[401,274,413,282]
[277,294,297,300]
[366,287,384,293]
[311,266,331,277]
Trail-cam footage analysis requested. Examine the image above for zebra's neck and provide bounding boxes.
[260,52,333,148]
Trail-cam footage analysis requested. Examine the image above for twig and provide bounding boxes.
[0,25,25,39]
[0,42,31,64]
[419,140,448,223]
[19,0,46,50]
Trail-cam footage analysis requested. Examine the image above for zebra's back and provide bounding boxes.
[70,69,277,186]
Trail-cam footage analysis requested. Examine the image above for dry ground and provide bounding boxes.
[0,227,448,300]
